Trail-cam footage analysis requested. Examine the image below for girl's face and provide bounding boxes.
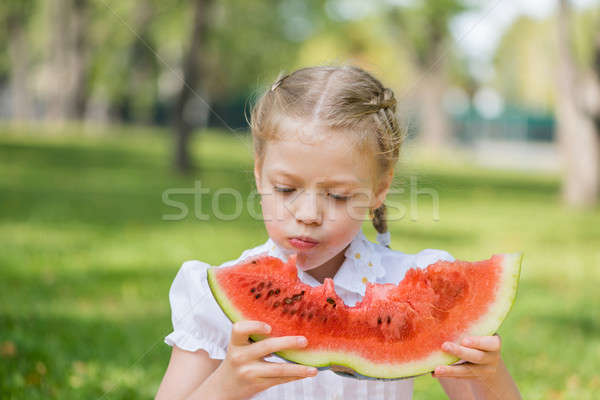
[254,119,392,271]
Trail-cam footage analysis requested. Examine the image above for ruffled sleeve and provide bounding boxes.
[379,247,456,285]
[412,248,455,269]
[164,260,232,359]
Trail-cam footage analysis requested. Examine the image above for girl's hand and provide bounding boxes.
[209,320,318,400]
[432,333,502,381]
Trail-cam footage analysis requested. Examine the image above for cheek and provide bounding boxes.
[323,205,364,244]
[260,194,288,237]
[329,199,369,225]
[264,220,285,242]
[328,218,362,247]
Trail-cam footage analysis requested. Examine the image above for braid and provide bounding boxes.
[371,204,390,248]
[371,203,387,233]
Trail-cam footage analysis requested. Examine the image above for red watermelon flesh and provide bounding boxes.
[207,253,522,379]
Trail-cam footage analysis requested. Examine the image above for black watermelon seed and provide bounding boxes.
[387,316,391,324]
[251,260,257,264]
[377,317,382,325]
[284,298,292,305]
[301,290,305,295]
[255,293,261,299]
[292,294,303,302]
[326,297,335,304]
[300,313,305,317]
[333,303,336,308]
[290,310,296,315]
[273,301,280,308]
[308,313,313,319]
[250,288,255,293]
[274,289,280,295]
[257,282,265,291]
[267,289,274,298]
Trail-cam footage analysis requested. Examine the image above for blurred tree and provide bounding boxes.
[171,0,328,172]
[46,0,91,121]
[384,0,467,151]
[494,17,556,112]
[555,0,600,207]
[119,0,159,123]
[1,0,36,120]
[173,0,213,173]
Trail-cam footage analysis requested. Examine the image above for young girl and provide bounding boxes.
[155,66,522,400]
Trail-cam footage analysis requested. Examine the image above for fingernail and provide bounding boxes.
[264,324,271,333]
[436,367,445,374]
[442,342,452,351]
[307,367,317,375]
[298,336,307,346]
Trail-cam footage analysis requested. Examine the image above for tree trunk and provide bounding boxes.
[419,67,450,152]
[128,0,157,124]
[555,0,600,207]
[66,0,89,119]
[47,0,70,121]
[46,0,89,121]
[6,16,32,121]
[173,0,213,174]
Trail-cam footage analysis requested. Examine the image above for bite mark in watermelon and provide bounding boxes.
[207,252,522,379]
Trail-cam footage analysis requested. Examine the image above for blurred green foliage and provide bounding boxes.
[0,126,599,399]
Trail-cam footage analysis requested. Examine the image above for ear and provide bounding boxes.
[371,169,394,209]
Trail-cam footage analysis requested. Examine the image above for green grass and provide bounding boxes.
[1,124,599,399]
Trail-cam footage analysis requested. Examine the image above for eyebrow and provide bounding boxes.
[269,169,363,187]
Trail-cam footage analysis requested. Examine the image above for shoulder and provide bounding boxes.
[171,238,273,290]
[165,240,273,354]
[216,239,274,268]
[384,246,454,268]
[367,238,454,267]
[370,241,455,284]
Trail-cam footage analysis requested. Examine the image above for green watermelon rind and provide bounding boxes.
[207,252,522,379]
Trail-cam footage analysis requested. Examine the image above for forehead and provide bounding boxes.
[260,118,377,186]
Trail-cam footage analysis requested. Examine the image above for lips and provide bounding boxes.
[288,236,319,250]
[291,236,319,244]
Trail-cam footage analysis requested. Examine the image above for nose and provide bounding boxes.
[292,189,322,225]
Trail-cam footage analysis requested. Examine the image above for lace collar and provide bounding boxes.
[264,228,387,296]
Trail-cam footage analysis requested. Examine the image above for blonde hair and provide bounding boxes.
[249,65,405,241]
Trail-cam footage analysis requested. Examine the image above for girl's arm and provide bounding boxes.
[155,321,317,400]
[436,358,521,400]
[437,377,476,399]
[432,335,522,400]
[155,346,221,400]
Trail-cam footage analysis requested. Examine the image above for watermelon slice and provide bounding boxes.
[207,253,522,379]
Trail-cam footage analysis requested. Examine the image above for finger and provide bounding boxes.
[256,375,311,391]
[252,362,318,379]
[432,364,478,379]
[230,321,271,346]
[242,336,308,361]
[460,335,501,352]
[441,342,494,365]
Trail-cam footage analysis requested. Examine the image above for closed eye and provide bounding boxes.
[274,186,350,200]
[328,192,350,201]
[274,186,295,193]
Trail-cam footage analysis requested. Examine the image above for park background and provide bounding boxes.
[1,0,599,399]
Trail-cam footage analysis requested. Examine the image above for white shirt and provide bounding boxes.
[164,229,454,399]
